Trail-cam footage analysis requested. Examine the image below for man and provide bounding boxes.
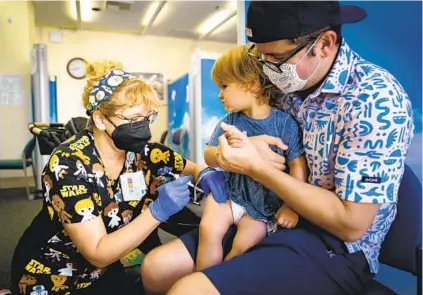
[141,2,414,294]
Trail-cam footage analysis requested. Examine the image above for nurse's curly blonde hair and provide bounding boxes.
[82,60,161,123]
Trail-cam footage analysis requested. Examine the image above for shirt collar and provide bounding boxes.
[315,39,355,96]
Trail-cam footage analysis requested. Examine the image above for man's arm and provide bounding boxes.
[288,156,308,183]
[274,156,308,228]
[252,165,380,242]
[219,82,413,241]
[217,123,380,242]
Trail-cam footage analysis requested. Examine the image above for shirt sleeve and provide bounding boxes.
[207,114,233,147]
[334,90,414,204]
[43,149,99,224]
[139,142,187,177]
[284,115,304,162]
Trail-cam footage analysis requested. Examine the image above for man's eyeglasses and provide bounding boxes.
[247,42,310,73]
[114,111,158,125]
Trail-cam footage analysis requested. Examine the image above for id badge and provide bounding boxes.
[120,170,147,202]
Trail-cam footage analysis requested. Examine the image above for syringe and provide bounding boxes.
[168,172,204,198]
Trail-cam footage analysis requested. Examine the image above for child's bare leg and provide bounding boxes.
[197,193,233,271]
[224,214,267,261]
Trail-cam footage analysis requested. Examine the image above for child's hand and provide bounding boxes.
[226,130,247,148]
[275,205,298,229]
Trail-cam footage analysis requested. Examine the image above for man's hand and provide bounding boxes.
[226,129,287,171]
[216,123,264,175]
[249,135,287,171]
[275,205,299,229]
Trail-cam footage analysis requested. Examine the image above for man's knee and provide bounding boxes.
[141,240,195,293]
[141,248,164,290]
[168,272,220,295]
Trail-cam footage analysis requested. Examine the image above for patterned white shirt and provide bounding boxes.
[279,40,414,273]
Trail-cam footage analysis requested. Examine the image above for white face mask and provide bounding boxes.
[263,38,322,94]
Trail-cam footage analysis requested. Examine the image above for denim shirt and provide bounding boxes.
[208,109,304,222]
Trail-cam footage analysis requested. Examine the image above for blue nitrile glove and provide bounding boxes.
[198,168,228,204]
[149,175,192,222]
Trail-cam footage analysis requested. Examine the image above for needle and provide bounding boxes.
[168,172,204,194]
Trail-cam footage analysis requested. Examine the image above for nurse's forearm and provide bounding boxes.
[92,209,160,268]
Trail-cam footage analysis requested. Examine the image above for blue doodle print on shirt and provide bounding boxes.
[276,40,414,274]
[359,121,373,136]
[375,97,391,130]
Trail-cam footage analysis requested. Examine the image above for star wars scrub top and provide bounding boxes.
[12,129,187,294]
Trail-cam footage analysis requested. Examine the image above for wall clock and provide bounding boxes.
[67,57,86,79]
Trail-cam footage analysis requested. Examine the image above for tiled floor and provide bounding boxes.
[0,177,35,190]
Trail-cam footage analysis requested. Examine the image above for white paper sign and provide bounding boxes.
[0,74,23,106]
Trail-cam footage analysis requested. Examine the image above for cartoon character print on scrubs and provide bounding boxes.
[58,263,77,277]
[137,142,187,200]
[104,202,121,228]
[43,175,53,203]
[278,40,414,273]
[50,275,68,292]
[49,154,68,181]
[122,209,133,225]
[18,275,37,294]
[92,163,105,187]
[73,160,89,181]
[16,130,144,294]
[74,198,96,223]
[51,195,72,224]
[17,131,189,294]
[28,285,49,295]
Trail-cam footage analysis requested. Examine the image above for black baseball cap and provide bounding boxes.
[246,1,367,43]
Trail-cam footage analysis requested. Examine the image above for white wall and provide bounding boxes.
[0,24,234,179]
[36,27,235,143]
[0,1,35,178]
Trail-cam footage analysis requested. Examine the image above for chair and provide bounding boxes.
[361,164,422,295]
[160,130,168,145]
[0,137,36,198]
[172,128,185,145]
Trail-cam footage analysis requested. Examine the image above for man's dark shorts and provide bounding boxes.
[180,220,373,295]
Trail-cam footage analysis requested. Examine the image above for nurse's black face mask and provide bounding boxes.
[103,111,157,153]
